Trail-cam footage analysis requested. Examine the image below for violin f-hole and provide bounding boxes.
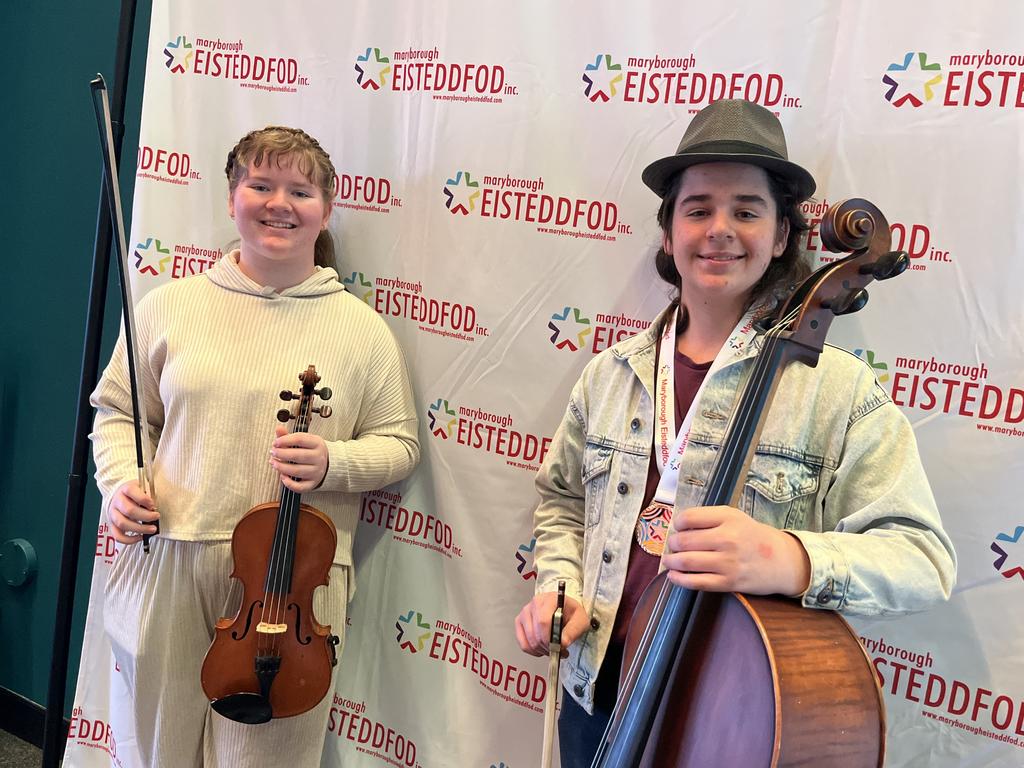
[231,600,262,641]
[288,603,313,645]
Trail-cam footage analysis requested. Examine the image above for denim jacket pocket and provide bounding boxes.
[743,451,820,529]
[582,442,614,530]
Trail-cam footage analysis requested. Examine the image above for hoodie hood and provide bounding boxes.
[206,250,346,299]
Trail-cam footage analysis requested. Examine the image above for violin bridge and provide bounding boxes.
[256,622,288,634]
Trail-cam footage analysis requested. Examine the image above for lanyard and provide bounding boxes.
[651,306,760,505]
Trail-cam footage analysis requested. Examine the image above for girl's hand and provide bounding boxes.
[270,425,329,492]
[108,480,159,545]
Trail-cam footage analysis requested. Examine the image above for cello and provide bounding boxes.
[201,365,341,724]
[592,199,909,767]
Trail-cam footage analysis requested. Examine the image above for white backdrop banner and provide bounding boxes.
[65,1,1024,766]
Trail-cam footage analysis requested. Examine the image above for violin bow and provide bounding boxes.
[540,581,565,768]
[89,74,158,552]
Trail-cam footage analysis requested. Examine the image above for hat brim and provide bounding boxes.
[642,152,816,202]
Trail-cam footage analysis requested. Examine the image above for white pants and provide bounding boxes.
[103,538,347,768]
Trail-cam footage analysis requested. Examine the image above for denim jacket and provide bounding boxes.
[533,307,956,714]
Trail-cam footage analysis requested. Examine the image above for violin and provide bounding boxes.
[201,366,340,724]
[592,200,908,767]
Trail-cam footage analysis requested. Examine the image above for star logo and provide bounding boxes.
[163,35,194,74]
[548,307,592,352]
[442,171,480,215]
[133,237,172,276]
[991,526,1024,580]
[582,54,624,103]
[853,349,890,384]
[515,538,538,580]
[395,610,432,653]
[428,398,457,439]
[355,47,391,90]
[881,52,942,108]
[342,271,374,304]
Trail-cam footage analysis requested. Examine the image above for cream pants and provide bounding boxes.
[103,538,347,768]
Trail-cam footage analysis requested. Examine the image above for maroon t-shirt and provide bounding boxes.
[594,348,711,709]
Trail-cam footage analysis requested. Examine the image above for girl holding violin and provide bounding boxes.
[90,126,419,767]
[514,99,956,767]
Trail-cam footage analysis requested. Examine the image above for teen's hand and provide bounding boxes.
[515,592,589,657]
[662,505,811,597]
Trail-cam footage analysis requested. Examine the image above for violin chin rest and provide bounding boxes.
[210,692,273,724]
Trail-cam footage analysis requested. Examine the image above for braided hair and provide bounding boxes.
[226,126,337,269]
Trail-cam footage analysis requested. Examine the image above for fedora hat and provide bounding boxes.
[641,99,815,201]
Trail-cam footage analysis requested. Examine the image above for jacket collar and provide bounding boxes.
[611,304,768,395]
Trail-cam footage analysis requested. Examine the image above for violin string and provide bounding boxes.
[262,383,313,657]
[276,393,311,655]
[599,310,797,759]
[262,489,286,656]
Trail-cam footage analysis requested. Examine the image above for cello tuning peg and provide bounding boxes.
[280,390,295,401]
[316,387,332,401]
[276,409,293,423]
[875,250,909,280]
[314,405,333,418]
[830,288,870,316]
[859,251,909,281]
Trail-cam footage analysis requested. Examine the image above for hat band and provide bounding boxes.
[680,139,786,160]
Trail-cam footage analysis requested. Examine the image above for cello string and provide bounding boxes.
[703,307,797,504]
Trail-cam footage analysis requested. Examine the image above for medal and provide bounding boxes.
[635,501,673,555]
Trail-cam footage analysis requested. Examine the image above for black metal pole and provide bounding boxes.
[42,0,139,764]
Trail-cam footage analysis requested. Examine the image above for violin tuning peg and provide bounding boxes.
[279,390,294,401]
[830,288,869,316]
[276,409,293,423]
[316,387,332,401]
[315,405,333,418]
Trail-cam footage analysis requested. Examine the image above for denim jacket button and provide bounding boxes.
[590,618,600,630]
[602,550,613,563]
[617,482,628,495]
[816,586,833,605]
[630,418,641,431]
[573,684,585,697]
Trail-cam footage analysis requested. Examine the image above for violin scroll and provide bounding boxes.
[277,366,332,422]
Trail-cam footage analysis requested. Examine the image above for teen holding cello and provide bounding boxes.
[515,99,955,767]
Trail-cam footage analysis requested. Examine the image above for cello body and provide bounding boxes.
[625,578,885,767]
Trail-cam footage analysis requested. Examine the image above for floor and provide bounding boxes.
[0,728,42,767]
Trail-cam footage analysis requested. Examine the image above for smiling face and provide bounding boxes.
[663,162,789,316]
[227,155,331,287]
